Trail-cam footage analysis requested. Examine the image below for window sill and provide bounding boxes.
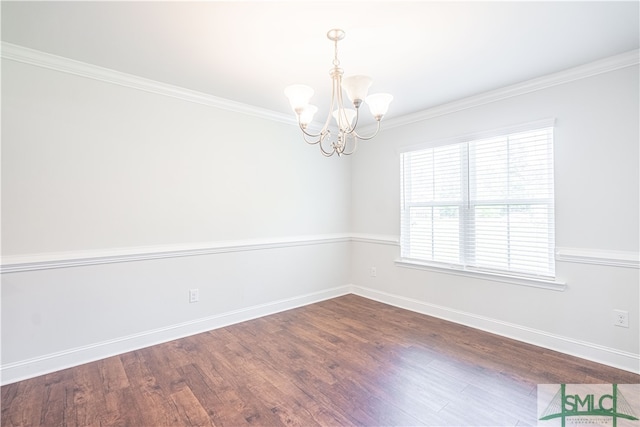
[394,259,567,291]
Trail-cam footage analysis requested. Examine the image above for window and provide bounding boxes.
[400,121,555,279]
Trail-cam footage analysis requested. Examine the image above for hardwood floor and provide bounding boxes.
[2,294,639,426]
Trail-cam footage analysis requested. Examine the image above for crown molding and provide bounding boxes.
[3,42,638,135]
[377,49,640,131]
[1,42,296,126]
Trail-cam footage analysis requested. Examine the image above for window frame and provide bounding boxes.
[397,119,566,291]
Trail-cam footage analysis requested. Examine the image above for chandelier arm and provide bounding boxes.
[320,107,334,133]
[302,129,336,157]
[351,120,382,141]
[335,79,346,130]
[325,70,341,130]
[302,131,321,145]
[318,134,337,157]
[299,122,323,139]
[335,76,356,135]
[345,106,360,135]
[339,134,359,156]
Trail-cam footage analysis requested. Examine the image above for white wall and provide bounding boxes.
[350,63,640,372]
[1,60,352,254]
[1,57,352,383]
[2,50,639,384]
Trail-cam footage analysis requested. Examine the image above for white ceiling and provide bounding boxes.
[2,1,639,124]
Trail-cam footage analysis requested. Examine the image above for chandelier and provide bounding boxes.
[285,29,393,157]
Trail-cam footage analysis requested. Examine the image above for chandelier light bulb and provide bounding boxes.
[299,105,318,127]
[342,75,373,107]
[332,108,357,131]
[366,93,394,120]
[284,84,314,114]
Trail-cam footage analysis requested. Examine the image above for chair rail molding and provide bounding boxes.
[555,247,639,269]
[0,234,352,274]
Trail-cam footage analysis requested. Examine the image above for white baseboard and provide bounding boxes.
[3,284,637,385]
[350,285,640,375]
[0,285,352,385]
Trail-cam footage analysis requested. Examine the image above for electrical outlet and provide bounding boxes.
[370,267,377,277]
[613,309,628,328]
[189,288,199,303]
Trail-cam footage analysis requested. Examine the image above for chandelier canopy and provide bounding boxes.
[285,29,393,157]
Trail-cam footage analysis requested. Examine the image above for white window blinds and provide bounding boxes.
[400,124,555,278]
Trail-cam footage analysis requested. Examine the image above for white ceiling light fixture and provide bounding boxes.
[285,29,393,157]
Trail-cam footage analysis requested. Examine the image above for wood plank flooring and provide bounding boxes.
[2,294,639,426]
